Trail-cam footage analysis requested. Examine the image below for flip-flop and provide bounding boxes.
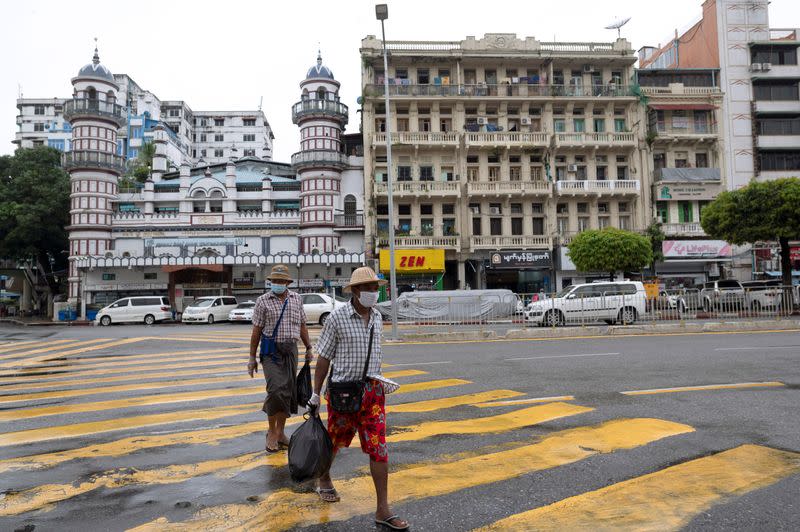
[278,440,290,449]
[316,487,340,503]
[265,445,280,453]
[375,515,409,530]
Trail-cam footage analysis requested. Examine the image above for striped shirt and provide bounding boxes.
[316,302,398,393]
[252,291,306,342]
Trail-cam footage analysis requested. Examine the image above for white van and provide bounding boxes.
[524,281,647,326]
[95,296,172,326]
[181,296,239,324]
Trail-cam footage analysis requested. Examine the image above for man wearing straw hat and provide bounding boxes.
[308,266,408,530]
[248,264,313,453]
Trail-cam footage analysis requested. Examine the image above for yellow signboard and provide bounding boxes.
[379,249,445,273]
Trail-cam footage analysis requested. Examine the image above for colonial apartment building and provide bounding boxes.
[360,34,647,292]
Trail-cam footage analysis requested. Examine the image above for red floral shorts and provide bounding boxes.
[326,379,388,462]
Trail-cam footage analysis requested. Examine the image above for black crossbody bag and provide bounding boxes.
[327,325,374,414]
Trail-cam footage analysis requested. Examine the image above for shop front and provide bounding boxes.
[486,250,553,293]
[752,243,800,284]
[165,265,232,312]
[657,240,732,289]
[378,248,446,299]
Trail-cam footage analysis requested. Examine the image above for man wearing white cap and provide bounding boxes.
[309,266,408,530]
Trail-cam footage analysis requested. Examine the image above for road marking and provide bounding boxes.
[0,338,85,356]
[714,345,800,351]
[474,395,576,407]
[0,338,112,360]
[0,401,588,516]
[0,378,469,423]
[0,338,146,370]
[387,402,592,443]
[131,418,694,531]
[0,339,60,352]
[142,335,250,344]
[622,381,785,396]
[382,369,427,379]
[386,360,454,366]
[506,352,620,361]
[0,389,523,467]
[475,444,800,531]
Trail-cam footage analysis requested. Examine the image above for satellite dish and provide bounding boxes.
[605,17,631,38]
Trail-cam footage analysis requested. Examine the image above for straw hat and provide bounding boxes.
[266,264,293,283]
[344,266,387,293]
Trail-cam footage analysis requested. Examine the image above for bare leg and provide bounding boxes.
[266,413,286,450]
[371,459,407,528]
[273,411,289,445]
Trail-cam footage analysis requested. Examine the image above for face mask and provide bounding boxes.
[271,284,287,295]
[358,291,379,308]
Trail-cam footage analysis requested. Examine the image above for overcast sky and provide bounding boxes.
[2,0,798,162]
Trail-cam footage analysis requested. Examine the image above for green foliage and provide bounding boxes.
[126,141,155,183]
[0,147,70,289]
[702,177,800,284]
[567,228,653,278]
[644,222,666,266]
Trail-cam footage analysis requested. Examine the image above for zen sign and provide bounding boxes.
[490,251,552,269]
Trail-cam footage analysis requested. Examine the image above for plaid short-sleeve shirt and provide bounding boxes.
[316,302,398,393]
[252,291,306,342]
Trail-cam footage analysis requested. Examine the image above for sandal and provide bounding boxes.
[316,487,340,503]
[375,515,409,530]
[266,435,280,453]
[278,439,290,449]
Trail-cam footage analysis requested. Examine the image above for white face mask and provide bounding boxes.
[358,291,379,308]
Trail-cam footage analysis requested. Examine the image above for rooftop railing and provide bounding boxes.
[63,98,126,126]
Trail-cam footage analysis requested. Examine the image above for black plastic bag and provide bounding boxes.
[296,361,312,407]
[288,408,333,483]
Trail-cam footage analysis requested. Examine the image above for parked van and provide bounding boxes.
[524,281,646,326]
[181,296,239,324]
[95,296,172,326]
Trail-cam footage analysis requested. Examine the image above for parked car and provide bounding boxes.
[742,280,788,312]
[228,301,256,323]
[95,296,172,326]
[301,293,345,325]
[700,280,746,312]
[524,281,646,326]
[182,296,239,324]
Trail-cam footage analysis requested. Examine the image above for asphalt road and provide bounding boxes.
[0,323,798,531]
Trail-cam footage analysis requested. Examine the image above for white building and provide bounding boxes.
[64,49,364,316]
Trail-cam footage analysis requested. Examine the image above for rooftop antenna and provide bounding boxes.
[605,17,631,39]
[258,96,263,111]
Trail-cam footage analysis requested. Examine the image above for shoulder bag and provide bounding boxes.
[327,325,374,414]
[260,298,288,364]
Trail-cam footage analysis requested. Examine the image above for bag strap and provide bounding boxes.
[361,323,375,382]
[271,298,288,338]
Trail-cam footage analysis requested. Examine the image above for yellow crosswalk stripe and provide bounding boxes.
[621,381,786,396]
[0,339,56,352]
[0,338,146,370]
[0,401,587,517]
[0,369,421,404]
[131,418,694,531]
[0,378,469,423]
[475,444,800,531]
[0,388,516,459]
[0,338,84,356]
[473,395,576,407]
[0,338,112,360]
[387,402,592,443]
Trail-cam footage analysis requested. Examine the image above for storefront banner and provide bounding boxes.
[656,183,721,200]
[379,249,445,273]
[792,247,800,261]
[233,277,254,289]
[663,240,731,259]
[86,282,168,291]
[298,279,324,288]
[490,250,551,269]
[145,237,244,247]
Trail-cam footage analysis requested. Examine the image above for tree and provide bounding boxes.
[0,147,71,295]
[701,178,800,286]
[567,228,653,280]
[127,141,155,183]
[644,222,666,272]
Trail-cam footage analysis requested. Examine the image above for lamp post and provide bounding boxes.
[376,3,399,340]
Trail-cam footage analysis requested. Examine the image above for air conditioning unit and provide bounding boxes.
[520,116,531,125]
[749,63,762,72]
[469,205,481,214]
[761,62,772,71]
[583,64,594,73]
[568,164,579,172]
[489,207,501,215]
[477,117,488,125]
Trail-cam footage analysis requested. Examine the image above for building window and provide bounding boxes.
[34,105,45,115]
[214,118,224,126]
[419,166,434,181]
[554,118,566,133]
[594,118,605,132]
[418,68,430,84]
[442,204,455,215]
[144,272,157,280]
[490,218,502,235]
[472,217,482,236]
[243,118,256,126]
[614,118,626,132]
[243,134,256,142]
[200,134,207,142]
[678,201,693,223]
[397,166,411,181]
[214,149,224,157]
[657,202,669,223]
[532,217,544,235]
[168,108,180,117]
[420,204,433,215]
[695,153,708,168]
[398,204,411,216]
[421,219,434,236]
[214,134,224,142]
[573,118,585,133]
[34,123,45,132]
[243,149,256,157]
[618,216,631,230]
[511,217,523,235]
[102,273,116,281]
[443,218,456,235]
[557,217,570,234]
[753,82,799,101]
[200,149,207,157]
[758,150,800,171]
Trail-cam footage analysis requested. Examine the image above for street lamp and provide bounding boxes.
[376,3,399,340]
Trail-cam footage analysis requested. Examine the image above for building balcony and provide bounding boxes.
[62,150,126,174]
[470,235,552,250]
[63,98,126,127]
[661,222,706,237]
[334,213,364,230]
[373,132,459,147]
[374,180,460,198]
[750,63,800,80]
[291,99,349,125]
[556,179,641,195]
[465,131,550,148]
[754,100,800,114]
[376,235,460,250]
[757,134,800,149]
[654,168,721,182]
[554,132,636,147]
[652,124,719,142]
[364,83,635,99]
[467,180,552,196]
[291,150,349,171]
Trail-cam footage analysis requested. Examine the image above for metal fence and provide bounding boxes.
[383,285,799,331]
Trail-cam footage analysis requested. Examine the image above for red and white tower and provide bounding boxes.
[63,45,126,307]
[291,52,349,253]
